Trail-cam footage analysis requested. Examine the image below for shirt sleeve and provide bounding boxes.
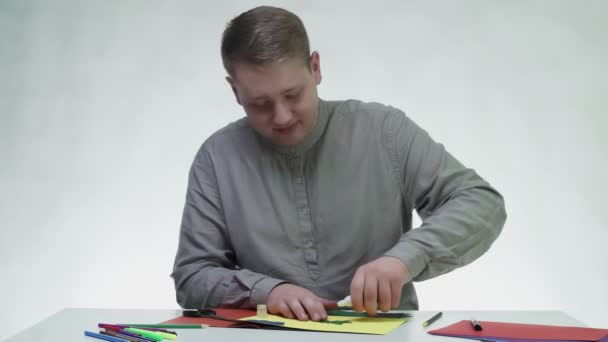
[382,108,507,281]
[171,145,286,309]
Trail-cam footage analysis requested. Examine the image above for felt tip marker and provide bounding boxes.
[471,319,483,331]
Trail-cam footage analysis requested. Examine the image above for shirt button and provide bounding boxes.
[296,177,303,184]
[305,249,317,262]
[305,240,313,248]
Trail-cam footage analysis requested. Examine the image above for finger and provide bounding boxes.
[287,298,309,321]
[350,268,365,312]
[377,278,392,312]
[320,299,337,320]
[302,297,326,321]
[277,300,294,319]
[321,299,338,310]
[363,274,378,316]
[390,278,403,309]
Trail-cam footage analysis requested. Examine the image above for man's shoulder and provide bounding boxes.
[331,99,403,119]
[196,117,254,158]
[328,98,406,129]
[209,117,250,141]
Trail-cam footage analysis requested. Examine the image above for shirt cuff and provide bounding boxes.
[384,240,429,281]
[250,277,288,305]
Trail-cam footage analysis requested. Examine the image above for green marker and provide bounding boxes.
[326,310,411,318]
[124,328,164,341]
[147,330,176,340]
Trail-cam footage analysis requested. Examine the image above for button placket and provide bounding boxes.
[291,158,320,280]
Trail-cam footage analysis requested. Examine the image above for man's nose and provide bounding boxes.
[273,102,293,126]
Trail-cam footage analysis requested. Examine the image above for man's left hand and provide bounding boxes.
[349,256,410,315]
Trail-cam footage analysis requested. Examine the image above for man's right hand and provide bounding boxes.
[266,283,337,321]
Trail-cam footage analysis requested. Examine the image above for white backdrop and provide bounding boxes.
[1,0,606,340]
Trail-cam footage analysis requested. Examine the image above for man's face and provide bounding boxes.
[227,52,322,147]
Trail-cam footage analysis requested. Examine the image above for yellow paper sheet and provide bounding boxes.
[241,314,408,335]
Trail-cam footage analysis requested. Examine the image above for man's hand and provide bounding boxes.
[350,256,410,316]
[267,283,338,321]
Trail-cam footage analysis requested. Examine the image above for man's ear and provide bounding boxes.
[309,51,322,85]
[225,76,242,105]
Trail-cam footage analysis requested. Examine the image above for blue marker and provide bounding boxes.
[84,331,129,342]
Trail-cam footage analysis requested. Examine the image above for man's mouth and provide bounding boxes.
[274,122,298,134]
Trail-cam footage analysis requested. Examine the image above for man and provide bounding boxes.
[172,6,506,322]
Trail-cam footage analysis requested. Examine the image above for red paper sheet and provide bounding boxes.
[160,309,256,328]
[429,320,608,341]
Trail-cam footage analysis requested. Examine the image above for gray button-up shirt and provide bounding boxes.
[172,99,506,310]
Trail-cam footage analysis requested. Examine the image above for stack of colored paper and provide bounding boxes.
[240,313,410,334]
[429,320,608,342]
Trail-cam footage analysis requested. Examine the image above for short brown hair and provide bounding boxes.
[221,6,311,77]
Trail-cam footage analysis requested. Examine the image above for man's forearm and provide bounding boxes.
[172,262,285,309]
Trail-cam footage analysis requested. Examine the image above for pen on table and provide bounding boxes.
[117,325,176,340]
[117,323,207,329]
[470,319,483,331]
[84,331,129,342]
[123,328,164,341]
[143,330,176,340]
[422,312,443,327]
[97,324,169,341]
[99,323,177,334]
[101,330,155,342]
[326,310,410,318]
[125,329,176,341]
[98,328,155,342]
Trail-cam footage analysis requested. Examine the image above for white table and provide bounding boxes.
[6,309,586,342]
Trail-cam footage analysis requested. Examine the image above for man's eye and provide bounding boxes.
[286,92,301,100]
[251,102,271,111]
